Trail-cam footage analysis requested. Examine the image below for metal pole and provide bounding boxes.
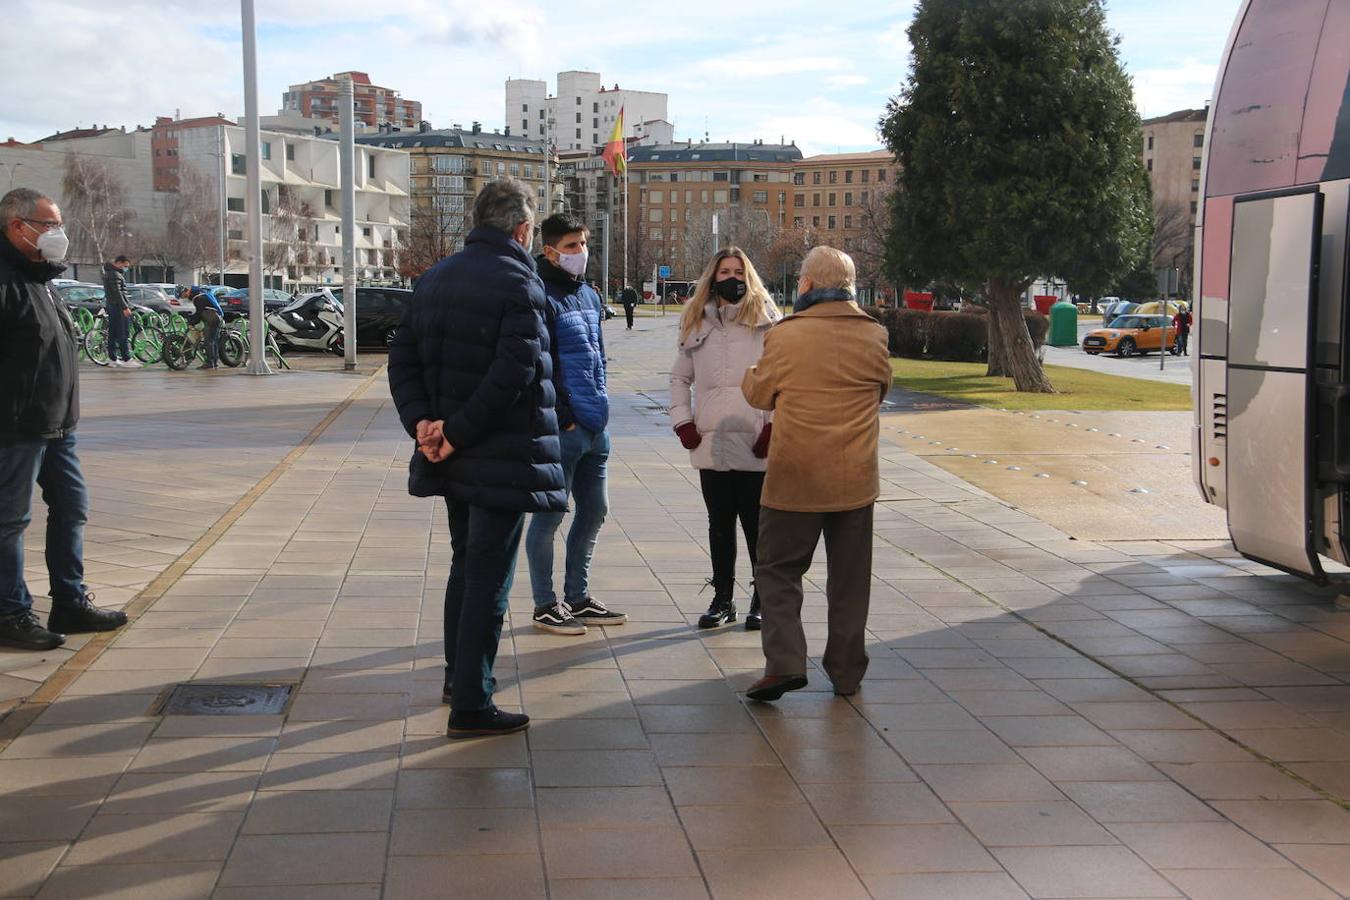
[542,117,551,219]
[241,0,271,374]
[600,210,609,301]
[217,126,226,286]
[340,76,357,371]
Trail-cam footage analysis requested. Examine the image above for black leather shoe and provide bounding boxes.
[447,705,530,739]
[48,594,128,634]
[745,592,762,632]
[746,674,808,702]
[698,597,736,629]
[0,611,66,650]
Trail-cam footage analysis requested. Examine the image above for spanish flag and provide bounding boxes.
[602,106,626,178]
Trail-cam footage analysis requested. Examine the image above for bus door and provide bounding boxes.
[1225,187,1326,581]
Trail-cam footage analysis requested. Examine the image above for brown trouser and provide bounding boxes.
[756,503,873,692]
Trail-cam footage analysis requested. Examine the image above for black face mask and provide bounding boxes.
[713,277,747,302]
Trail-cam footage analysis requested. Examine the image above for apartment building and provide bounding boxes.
[1141,107,1207,292]
[283,71,423,131]
[791,150,895,248]
[506,71,668,153]
[357,124,547,274]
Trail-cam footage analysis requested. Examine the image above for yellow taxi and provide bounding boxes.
[1081,314,1177,357]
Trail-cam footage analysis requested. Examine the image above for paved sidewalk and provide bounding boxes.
[3,316,1350,898]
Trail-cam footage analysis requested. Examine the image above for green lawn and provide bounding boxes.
[890,358,1191,411]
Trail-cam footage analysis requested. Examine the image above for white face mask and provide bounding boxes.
[557,248,588,278]
[28,224,69,262]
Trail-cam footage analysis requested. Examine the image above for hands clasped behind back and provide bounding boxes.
[416,418,454,463]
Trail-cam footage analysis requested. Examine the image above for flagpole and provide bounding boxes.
[622,168,629,297]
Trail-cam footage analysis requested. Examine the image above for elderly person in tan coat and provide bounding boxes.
[740,246,891,701]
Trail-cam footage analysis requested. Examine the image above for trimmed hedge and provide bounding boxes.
[864,307,1047,363]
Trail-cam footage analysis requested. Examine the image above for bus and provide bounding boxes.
[1194,0,1350,582]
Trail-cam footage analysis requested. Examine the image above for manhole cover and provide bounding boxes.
[157,683,295,716]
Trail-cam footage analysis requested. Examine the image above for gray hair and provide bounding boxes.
[0,187,50,224]
[472,177,535,234]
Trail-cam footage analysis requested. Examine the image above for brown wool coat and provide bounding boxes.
[741,300,891,512]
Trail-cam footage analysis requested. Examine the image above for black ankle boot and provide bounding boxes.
[745,586,762,632]
[697,592,736,629]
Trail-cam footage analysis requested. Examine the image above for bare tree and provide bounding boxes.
[61,153,135,270]
[263,185,298,284]
[853,186,894,303]
[163,166,219,281]
[1151,199,1193,300]
[399,202,459,281]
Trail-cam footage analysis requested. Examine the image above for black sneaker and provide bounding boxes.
[567,597,627,626]
[533,601,586,636]
[447,705,530,739]
[48,593,128,634]
[698,596,736,629]
[0,611,66,650]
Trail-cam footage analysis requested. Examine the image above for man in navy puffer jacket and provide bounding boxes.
[388,179,566,739]
[524,214,627,635]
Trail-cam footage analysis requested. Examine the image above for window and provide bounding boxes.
[752,190,767,203]
[701,190,709,202]
[1190,201,1198,214]
[575,128,581,139]
[509,163,520,177]
[828,193,836,206]
[860,191,869,204]
[828,171,837,184]
[650,228,663,240]
[794,194,805,208]
[861,169,870,183]
[844,170,853,184]
[227,228,243,240]
[778,192,786,206]
[713,189,728,203]
[368,155,376,178]
[362,226,372,237]
[877,169,887,181]
[575,113,581,124]
[231,153,246,175]
[793,216,804,228]
[324,189,334,207]
[522,104,529,112]
[730,188,740,203]
[593,134,598,145]
[1191,178,1200,192]
[575,96,581,105]
[1194,133,1204,148]
[261,141,271,160]
[844,215,853,229]
[649,190,664,203]
[522,119,529,132]
[812,216,820,227]
[669,209,677,222]
[539,109,545,119]
[844,192,853,206]
[1146,158,1153,172]
[793,173,805,185]
[435,175,466,191]
[285,143,295,161]
[480,159,492,175]
[1192,156,1202,170]
[669,172,680,182]
[648,209,662,222]
[593,118,598,128]
[827,215,837,229]
[1147,134,1154,150]
[685,190,692,203]
[593,102,599,112]
[812,194,821,207]
[227,197,244,212]
[497,162,505,175]
[712,172,729,181]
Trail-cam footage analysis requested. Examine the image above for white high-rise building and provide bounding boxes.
[505,71,668,153]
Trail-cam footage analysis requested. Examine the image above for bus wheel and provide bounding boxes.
[1118,338,1136,358]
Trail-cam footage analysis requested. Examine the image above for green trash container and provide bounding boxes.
[1048,300,1078,347]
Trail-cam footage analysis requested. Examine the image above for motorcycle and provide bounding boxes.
[265,288,345,355]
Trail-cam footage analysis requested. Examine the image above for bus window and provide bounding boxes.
[1205,0,1327,198]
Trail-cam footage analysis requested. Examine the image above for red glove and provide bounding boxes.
[752,423,772,459]
[675,422,702,450]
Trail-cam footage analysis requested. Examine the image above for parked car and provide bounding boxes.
[55,283,105,313]
[126,284,197,318]
[216,287,293,317]
[1101,299,1138,327]
[320,286,413,349]
[1081,314,1177,357]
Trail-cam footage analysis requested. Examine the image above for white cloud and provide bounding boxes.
[1131,59,1220,119]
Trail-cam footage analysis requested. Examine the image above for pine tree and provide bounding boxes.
[881,0,1150,391]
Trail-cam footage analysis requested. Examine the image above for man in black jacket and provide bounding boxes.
[388,178,566,739]
[0,188,129,650]
[102,254,137,367]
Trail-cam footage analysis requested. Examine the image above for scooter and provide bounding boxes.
[265,288,345,355]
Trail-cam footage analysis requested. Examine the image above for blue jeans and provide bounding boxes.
[444,499,524,711]
[0,434,89,617]
[107,309,131,361]
[526,425,610,609]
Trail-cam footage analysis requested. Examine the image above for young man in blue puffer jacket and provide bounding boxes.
[525,213,627,635]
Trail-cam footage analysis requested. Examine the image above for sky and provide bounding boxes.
[4,0,1240,156]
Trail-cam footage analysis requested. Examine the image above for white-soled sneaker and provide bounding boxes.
[533,601,587,636]
[567,597,627,626]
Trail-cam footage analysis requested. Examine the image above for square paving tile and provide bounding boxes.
[662,765,806,807]
[35,860,222,900]
[1108,821,1292,869]
[863,872,1031,900]
[0,841,66,898]
[679,804,834,850]
[949,801,1117,846]
[993,845,1182,898]
[1156,762,1318,800]
[219,832,388,886]
[537,786,681,830]
[63,811,243,864]
[540,826,699,878]
[833,823,1001,874]
[390,807,539,856]
[801,781,954,825]
[1209,799,1350,844]
[1058,781,1221,823]
[697,847,871,900]
[240,789,394,834]
[1159,867,1337,900]
[383,853,545,900]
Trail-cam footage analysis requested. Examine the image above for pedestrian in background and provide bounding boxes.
[0,188,129,650]
[186,286,223,370]
[1172,304,1192,356]
[669,247,780,631]
[621,285,637,330]
[741,246,890,701]
[102,254,138,368]
[388,178,566,739]
[526,213,627,636]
